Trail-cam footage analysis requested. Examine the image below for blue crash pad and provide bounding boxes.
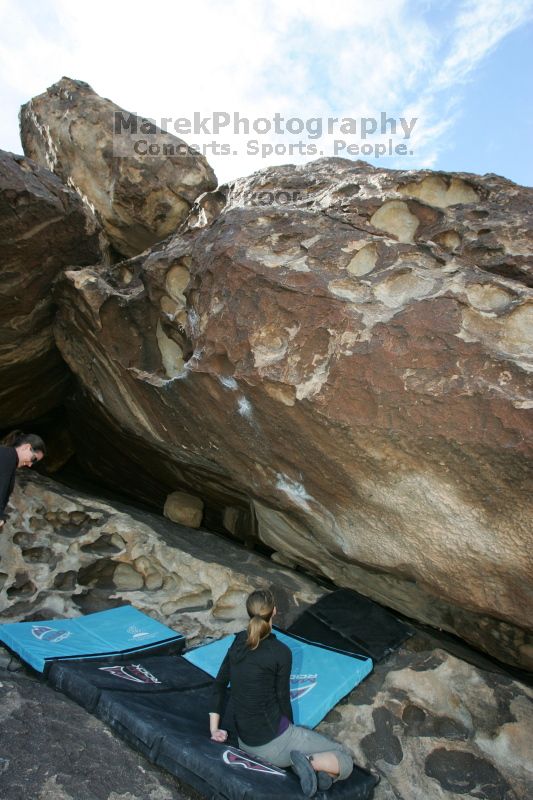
[0,606,184,673]
[184,628,373,729]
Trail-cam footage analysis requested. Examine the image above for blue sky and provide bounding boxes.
[0,0,532,186]
[436,19,532,181]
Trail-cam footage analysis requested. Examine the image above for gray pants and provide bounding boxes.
[238,724,354,781]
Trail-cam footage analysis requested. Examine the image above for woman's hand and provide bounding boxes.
[209,712,227,741]
[210,728,228,743]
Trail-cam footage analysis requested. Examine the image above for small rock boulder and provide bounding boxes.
[164,490,204,528]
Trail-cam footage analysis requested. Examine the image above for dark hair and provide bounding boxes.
[2,430,46,456]
[246,589,275,650]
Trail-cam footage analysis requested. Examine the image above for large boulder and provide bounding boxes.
[52,158,533,669]
[0,149,105,427]
[20,77,218,258]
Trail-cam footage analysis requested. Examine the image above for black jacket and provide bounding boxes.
[0,446,17,522]
[210,630,293,746]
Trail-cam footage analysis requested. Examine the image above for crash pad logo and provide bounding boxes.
[126,624,154,640]
[223,749,285,776]
[290,673,318,700]
[98,664,161,684]
[31,625,71,643]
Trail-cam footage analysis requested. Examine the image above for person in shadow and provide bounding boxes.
[0,430,46,529]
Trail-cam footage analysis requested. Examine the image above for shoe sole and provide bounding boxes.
[290,750,318,797]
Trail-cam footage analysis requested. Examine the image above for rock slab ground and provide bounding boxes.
[0,665,197,800]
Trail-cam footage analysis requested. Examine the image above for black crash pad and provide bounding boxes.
[48,653,378,800]
[288,588,413,661]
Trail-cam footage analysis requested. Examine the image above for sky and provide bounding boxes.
[0,0,532,186]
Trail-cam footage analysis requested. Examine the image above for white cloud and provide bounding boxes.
[0,0,531,183]
[434,0,533,89]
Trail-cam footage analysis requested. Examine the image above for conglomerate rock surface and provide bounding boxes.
[20,78,218,258]
[52,157,533,669]
[0,149,105,427]
[320,643,533,800]
[0,472,321,637]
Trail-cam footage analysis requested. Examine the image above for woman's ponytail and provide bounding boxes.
[1,430,24,447]
[245,589,275,650]
[246,615,271,651]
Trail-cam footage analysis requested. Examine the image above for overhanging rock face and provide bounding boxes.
[0,149,105,426]
[53,158,533,669]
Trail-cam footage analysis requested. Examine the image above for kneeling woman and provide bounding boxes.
[208,589,354,797]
